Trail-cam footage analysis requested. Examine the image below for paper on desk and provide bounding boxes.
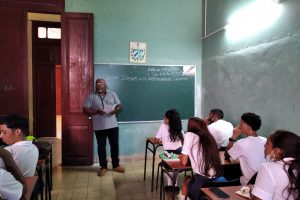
[235,186,251,199]
[159,152,179,161]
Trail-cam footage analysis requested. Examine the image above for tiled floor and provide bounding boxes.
[51,158,185,200]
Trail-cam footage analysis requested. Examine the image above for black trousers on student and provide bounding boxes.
[187,174,210,200]
[95,127,119,169]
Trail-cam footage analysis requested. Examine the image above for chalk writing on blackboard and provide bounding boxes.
[94,64,195,121]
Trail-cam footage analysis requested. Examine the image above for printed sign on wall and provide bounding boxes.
[129,42,147,63]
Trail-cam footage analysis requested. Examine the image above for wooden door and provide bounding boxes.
[61,13,94,165]
[0,5,28,116]
[32,21,60,137]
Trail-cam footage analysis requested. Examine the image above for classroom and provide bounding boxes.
[0,0,299,199]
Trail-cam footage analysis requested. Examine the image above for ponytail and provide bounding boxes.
[270,130,300,200]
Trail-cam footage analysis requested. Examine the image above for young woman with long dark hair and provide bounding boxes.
[154,109,184,191]
[180,117,223,199]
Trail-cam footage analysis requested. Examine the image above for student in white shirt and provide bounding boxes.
[205,108,233,150]
[0,114,39,177]
[225,112,266,185]
[154,109,183,153]
[0,148,24,200]
[252,130,300,200]
[180,117,223,200]
[154,109,184,192]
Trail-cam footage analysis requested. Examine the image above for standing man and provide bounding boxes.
[204,108,233,150]
[225,112,266,185]
[83,79,125,176]
[0,114,39,177]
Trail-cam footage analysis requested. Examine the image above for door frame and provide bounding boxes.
[27,12,61,135]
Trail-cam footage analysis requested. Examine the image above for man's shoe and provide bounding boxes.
[113,166,125,173]
[97,168,107,176]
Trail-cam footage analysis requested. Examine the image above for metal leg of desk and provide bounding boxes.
[156,161,162,190]
[143,140,149,181]
[144,139,162,192]
[160,165,164,200]
[151,144,157,192]
[161,166,192,200]
[171,170,179,200]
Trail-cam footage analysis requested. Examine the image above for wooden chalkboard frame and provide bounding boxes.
[94,63,195,122]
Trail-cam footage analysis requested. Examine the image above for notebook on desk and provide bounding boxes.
[159,151,179,161]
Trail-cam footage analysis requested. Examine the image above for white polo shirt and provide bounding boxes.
[155,123,182,150]
[181,132,216,177]
[208,119,233,149]
[228,136,266,185]
[0,169,23,200]
[252,158,296,200]
[0,141,39,177]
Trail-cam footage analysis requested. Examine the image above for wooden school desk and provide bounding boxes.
[159,152,241,200]
[159,157,192,200]
[201,185,248,200]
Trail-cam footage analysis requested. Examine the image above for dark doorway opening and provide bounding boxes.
[32,21,61,138]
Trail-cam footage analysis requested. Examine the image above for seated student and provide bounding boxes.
[205,108,233,150]
[0,114,39,177]
[252,130,300,200]
[180,117,223,200]
[225,112,266,185]
[154,109,184,191]
[0,148,25,200]
[154,109,183,153]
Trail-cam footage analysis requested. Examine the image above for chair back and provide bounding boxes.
[223,164,242,180]
[33,141,52,160]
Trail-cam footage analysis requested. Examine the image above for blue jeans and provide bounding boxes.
[95,127,119,168]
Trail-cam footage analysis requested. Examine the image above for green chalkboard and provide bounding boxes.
[94,64,195,122]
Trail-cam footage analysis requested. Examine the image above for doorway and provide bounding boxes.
[32,21,61,138]
[28,12,94,165]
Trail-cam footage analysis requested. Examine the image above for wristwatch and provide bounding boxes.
[229,138,236,142]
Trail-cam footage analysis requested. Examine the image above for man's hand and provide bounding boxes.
[97,109,106,115]
[225,125,241,159]
[232,125,241,140]
[204,113,215,125]
[83,107,105,116]
[109,109,117,115]
[109,105,121,115]
[204,116,210,125]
